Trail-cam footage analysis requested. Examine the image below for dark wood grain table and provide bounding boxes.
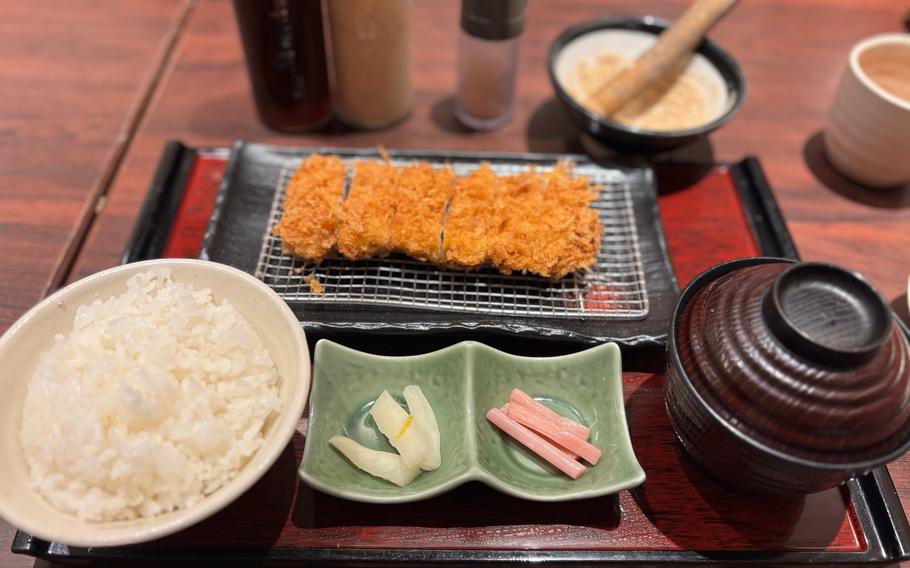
[0,2,191,566]
[2,0,910,566]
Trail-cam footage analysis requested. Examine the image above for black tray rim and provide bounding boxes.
[7,479,906,566]
[12,142,910,565]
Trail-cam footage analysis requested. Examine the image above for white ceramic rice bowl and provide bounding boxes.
[0,259,309,547]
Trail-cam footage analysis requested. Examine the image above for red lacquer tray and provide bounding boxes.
[13,142,910,565]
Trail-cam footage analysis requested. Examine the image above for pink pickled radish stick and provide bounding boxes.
[502,402,580,460]
[510,388,590,439]
[507,401,601,465]
[486,408,586,479]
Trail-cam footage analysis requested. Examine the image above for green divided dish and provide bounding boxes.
[299,340,645,503]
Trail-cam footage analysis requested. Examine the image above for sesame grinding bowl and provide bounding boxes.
[548,16,746,151]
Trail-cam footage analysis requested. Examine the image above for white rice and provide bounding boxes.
[20,268,281,522]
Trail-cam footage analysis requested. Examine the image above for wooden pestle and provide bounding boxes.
[584,0,739,117]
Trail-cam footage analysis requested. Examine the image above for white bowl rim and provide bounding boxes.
[0,259,310,547]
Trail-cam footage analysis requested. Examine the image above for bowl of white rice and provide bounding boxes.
[0,259,309,547]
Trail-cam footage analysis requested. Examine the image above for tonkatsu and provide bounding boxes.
[272,155,603,279]
[336,160,400,259]
[392,163,454,262]
[272,154,347,260]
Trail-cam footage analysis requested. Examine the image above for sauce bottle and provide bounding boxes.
[233,0,332,132]
[327,0,413,129]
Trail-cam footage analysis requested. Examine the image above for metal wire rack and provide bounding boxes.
[254,158,649,319]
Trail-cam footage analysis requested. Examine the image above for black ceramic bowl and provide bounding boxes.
[666,257,910,494]
[548,17,746,152]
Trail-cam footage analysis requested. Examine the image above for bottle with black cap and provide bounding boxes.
[454,0,527,131]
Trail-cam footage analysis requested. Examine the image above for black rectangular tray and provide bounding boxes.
[199,141,681,351]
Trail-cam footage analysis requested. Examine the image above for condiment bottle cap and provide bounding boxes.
[461,0,527,40]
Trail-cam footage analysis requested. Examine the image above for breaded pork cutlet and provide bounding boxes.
[337,160,400,259]
[274,156,603,279]
[272,154,347,261]
[537,164,603,277]
[442,164,500,268]
[486,169,552,276]
[487,164,601,278]
[391,163,454,262]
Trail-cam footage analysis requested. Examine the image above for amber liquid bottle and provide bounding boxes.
[233,0,331,132]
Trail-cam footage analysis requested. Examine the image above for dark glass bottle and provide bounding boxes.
[233,0,331,132]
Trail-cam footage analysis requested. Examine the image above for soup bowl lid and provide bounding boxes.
[674,259,910,467]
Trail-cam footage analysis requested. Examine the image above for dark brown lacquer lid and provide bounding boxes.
[676,261,910,465]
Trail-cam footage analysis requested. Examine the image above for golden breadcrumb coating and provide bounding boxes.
[336,160,400,259]
[487,163,601,278]
[538,164,603,278]
[305,274,325,295]
[486,169,547,275]
[272,154,347,261]
[442,164,500,268]
[274,156,603,279]
[391,163,454,262]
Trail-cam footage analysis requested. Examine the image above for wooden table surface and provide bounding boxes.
[2,0,909,566]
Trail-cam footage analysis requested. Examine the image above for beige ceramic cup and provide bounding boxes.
[825,34,910,188]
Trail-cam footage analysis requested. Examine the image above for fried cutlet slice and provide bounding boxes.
[485,169,549,275]
[391,163,455,262]
[537,165,603,278]
[272,154,347,261]
[488,164,602,279]
[442,164,500,268]
[337,160,400,259]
